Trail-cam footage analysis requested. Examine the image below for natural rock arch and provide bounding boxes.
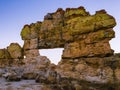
[21,7,116,60]
[20,7,120,89]
[1,6,120,89]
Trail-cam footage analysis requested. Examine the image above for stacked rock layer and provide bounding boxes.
[0,43,23,67]
[0,6,120,90]
[20,6,120,89]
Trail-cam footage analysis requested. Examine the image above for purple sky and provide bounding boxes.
[0,0,120,64]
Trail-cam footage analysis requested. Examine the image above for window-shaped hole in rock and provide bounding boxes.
[39,48,64,65]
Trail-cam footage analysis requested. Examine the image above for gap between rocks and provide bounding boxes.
[39,48,64,65]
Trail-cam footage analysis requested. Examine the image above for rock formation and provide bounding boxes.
[0,6,120,90]
[0,43,23,67]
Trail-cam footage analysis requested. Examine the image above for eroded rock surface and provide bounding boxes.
[0,43,23,67]
[0,6,120,90]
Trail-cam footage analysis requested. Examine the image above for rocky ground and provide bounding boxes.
[0,78,40,90]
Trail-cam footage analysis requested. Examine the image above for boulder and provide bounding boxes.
[7,43,23,59]
[6,74,21,81]
[35,69,61,84]
[21,22,41,40]
[0,49,11,67]
[62,40,113,59]
[22,56,51,80]
[22,72,37,79]
[21,25,31,40]
[0,49,11,59]
[2,67,23,81]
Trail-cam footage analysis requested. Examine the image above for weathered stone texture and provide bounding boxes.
[21,22,41,40]
[37,8,116,50]
[23,38,38,50]
[24,49,39,58]
[7,43,23,59]
[1,6,120,90]
[20,7,117,88]
[62,40,113,59]
[0,43,23,67]
[21,7,116,59]
[0,49,11,59]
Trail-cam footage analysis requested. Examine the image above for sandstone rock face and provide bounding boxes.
[7,43,23,59]
[0,43,23,67]
[0,6,120,89]
[21,22,41,40]
[22,56,51,79]
[0,49,11,59]
[21,7,116,58]
[0,49,11,67]
[20,6,120,89]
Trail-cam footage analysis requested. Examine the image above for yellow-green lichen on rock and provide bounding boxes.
[0,49,11,59]
[0,49,6,59]
[65,12,116,35]
[20,7,116,49]
[0,6,119,90]
[30,22,41,39]
[91,29,115,42]
[21,22,42,40]
[34,21,42,30]
[66,16,95,35]
[40,20,54,31]
[94,10,116,30]
[7,43,23,59]
[21,25,31,40]
[0,49,12,67]
[64,6,89,18]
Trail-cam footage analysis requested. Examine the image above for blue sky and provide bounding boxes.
[0,0,120,64]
